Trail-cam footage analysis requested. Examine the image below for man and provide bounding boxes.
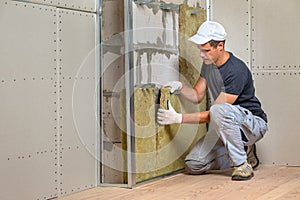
[157,21,268,181]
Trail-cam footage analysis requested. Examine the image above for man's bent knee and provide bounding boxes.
[185,160,209,175]
[210,103,242,126]
[210,103,234,119]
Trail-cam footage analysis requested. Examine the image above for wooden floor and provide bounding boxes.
[58,166,300,200]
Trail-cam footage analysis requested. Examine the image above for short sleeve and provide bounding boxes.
[223,69,246,95]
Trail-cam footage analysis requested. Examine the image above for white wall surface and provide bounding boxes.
[0,1,98,199]
[21,0,97,12]
[211,0,250,65]
[211,0,300,166]
[251,0,300,166]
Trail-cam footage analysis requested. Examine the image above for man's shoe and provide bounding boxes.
[232,161,254,181]
[245,144,259,169]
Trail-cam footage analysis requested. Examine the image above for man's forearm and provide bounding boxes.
[182,110,210,124]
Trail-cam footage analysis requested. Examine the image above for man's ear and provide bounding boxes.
[217,41,224,49]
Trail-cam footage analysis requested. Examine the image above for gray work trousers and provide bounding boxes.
[185,103,268,174]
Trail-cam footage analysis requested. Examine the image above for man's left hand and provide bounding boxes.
[157,100,182,125]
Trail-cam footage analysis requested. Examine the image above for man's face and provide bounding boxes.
[197,42,223,65]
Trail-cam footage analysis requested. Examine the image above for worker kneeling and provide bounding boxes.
[157,21,268,181]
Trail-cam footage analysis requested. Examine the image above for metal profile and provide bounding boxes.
[124,0,136,188]
[134,0,179,11]
[98,0,136,188]
[134,0,154,5]
[96,0,103,187]
[206,0,211,20]
[159,2,179,11]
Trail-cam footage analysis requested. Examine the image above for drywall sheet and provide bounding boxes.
[23,0,97,12]
[210,0,250,66]
[0,1,58,199]
[251,0,300,166]
[132,2,179,86]
[253,71,300,166]
[58,8,98,195]
[0,1,98,199]
[209,0,300,166]
[251,0,300,70]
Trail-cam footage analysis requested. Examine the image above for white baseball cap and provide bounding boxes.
[188,21,227,45]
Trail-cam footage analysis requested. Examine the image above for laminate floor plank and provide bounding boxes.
[57,166,300,200]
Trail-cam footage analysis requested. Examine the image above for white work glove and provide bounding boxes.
[157,100,182,125]
[164,81,182,94]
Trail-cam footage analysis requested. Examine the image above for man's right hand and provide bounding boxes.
[163,81,182,94]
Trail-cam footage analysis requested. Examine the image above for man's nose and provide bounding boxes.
[200,51,206,58]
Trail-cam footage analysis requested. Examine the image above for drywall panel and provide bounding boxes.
[0,152,57,200]
[0,1,57,78]
[251,0,300,166]
[251,0,300,70]
[24,0,97,12]
[0,1,58,199]
[132,2,179,86]
[59,77,98,196]
[0,80,57,154]
[209,0,300,166]
[58,9,97,77]
[254,71,300,166]
[58,8,98,195]
[211,0,250,65]
[0,80,58,200]
[0,1,99,198]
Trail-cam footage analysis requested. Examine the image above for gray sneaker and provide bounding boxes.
[232,161,254,181]
[245,144,259,169]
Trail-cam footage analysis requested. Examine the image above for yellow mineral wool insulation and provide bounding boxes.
[179,4,206,86]
[156,87,184,176]
[133,87,181,182]
[157,87,181,155]
[121,86,207,183]
[134,87,158,182]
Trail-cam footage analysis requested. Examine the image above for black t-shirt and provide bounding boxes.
[200,52,267,122]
